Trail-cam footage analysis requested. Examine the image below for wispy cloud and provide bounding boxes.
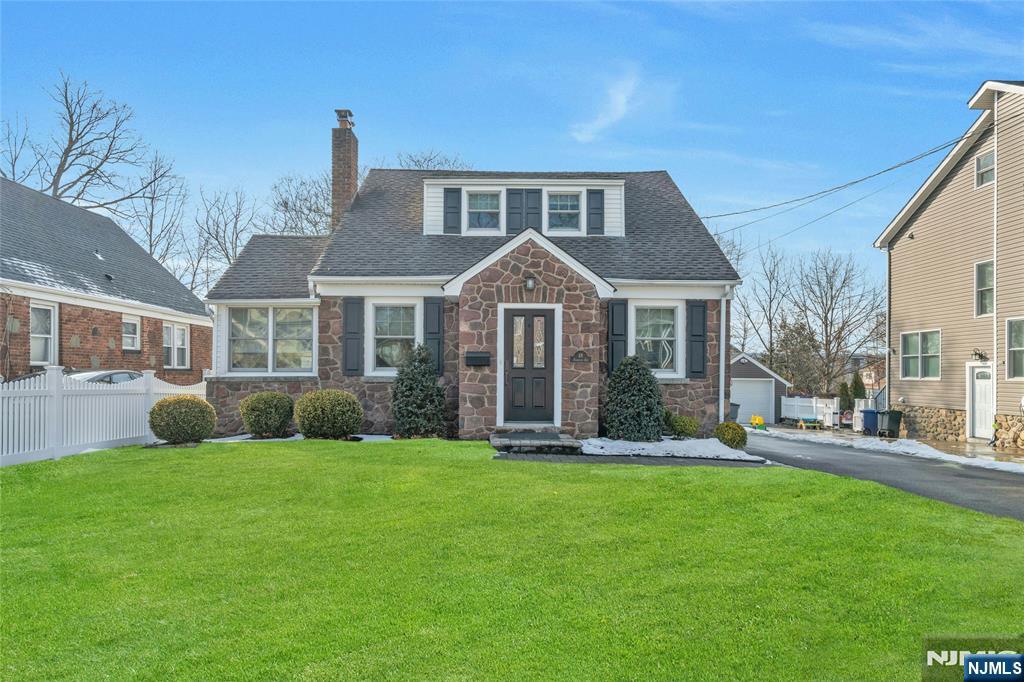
[804,14,1022,60]
[570,71,639,143]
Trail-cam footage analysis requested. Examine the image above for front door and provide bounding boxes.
[504,309,555,423]
[969,366,994,440]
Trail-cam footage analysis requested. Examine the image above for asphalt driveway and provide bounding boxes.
[746,432,1024,521]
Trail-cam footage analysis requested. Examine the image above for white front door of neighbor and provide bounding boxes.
[969,366,994,440]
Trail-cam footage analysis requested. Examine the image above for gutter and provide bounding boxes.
[720,284,735,422]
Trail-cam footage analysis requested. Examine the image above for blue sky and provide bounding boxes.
[3,1,1021,279]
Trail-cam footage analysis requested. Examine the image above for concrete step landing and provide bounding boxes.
[489,431,582,456]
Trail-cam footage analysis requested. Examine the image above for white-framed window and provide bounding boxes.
[1008,318,1024,380]
[29,302,57,366]
[122,315,141,350]
[227,306,315,373]
[901,330,940,379]
[627,301,684,377]
[975,261,994,316]
[163,322,190,369]
[976,151,995,187]
[547,192,581,231]
[467,191,501,230]
[365,299,423,377]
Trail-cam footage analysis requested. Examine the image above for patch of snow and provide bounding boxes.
[748,428,1024,475]
[580,437,765,463]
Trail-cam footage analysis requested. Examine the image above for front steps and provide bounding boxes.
[489,431,583,456]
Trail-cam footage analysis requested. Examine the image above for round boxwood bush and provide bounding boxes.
[149,395,216,444]
[714,421,748,450]
[392,345,445,438]
[294,389,363,439]
[605,355,664,442]
[670,414,700,439]
[239,391,294,439]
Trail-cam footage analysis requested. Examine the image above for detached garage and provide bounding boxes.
[730,349,792,424]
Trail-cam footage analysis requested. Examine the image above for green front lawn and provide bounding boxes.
[2,440,1021,680]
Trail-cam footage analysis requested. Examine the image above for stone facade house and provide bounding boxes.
[204,110,740,438]
[874,80,1024,448]
[0,178,212,384]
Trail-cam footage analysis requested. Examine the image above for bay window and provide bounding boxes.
[29,302,57,366]
[228,306,315,373]
[163,323,190,369]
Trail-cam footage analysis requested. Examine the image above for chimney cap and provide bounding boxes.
[335,109,354,128]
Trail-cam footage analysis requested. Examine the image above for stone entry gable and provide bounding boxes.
[457,238,604,439]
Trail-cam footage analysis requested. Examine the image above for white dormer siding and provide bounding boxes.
[423,179,625,236]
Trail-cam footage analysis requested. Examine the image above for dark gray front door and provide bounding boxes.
[504,309,555,423]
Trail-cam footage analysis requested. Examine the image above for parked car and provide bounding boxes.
[67,370,143,384]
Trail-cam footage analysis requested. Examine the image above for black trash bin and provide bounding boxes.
[878,410,903,438]
[728,403,740,422]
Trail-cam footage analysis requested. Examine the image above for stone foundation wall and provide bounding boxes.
[207,377,321,436]
[898,405,966,442]
[994,414,1024,448]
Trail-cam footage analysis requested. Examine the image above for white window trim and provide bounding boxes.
[899,329,942,381]
[364,298,424,377]
[1007,317,1024,381]
[28,300,58,366]
[975,150,995,189]
[496,302,562,428]
[461,187,504,235]
[225,305,319,376]
[163,322,191,370]
[542,187,587,236]
[122,314,141,351]
[627,299,686,379]
[973,260,994,318]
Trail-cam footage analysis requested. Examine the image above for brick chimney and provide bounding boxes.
[331,109,358,228]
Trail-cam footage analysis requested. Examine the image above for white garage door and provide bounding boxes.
[731,378,774,424]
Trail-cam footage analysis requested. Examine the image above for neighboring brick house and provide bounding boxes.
[874,80,1024,448]
[204,110,740,438]
[1,178,212,384]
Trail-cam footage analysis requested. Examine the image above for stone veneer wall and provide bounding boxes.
[994,415,1024,448]
[207,377,320,436]
[658,298,728,436]
[898,404,1024,448]
[458,240,603,439]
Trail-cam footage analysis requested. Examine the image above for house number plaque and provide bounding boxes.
[570,350,591,363]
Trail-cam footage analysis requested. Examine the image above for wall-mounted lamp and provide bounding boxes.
[739,357,749,364]
[971,348,988,361]
[524,276,536,292]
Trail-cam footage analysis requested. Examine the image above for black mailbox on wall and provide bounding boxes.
[464,352,491,367]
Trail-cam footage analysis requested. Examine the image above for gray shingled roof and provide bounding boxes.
[206,234,329,300]
[312,169,739,281]
[1,178,208,317]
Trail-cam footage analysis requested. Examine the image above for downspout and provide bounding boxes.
[992,91,999,431]
[886,245,891,410]
[719,285,733,422]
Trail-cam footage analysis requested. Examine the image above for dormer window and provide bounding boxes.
[548,193,580,231]
[467,192,500,230]
[975,151,995,187]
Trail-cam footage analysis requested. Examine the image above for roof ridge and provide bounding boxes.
[367,168,668,175]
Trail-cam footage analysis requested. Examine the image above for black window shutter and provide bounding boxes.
[424,297,445,376]
[587,189,605,235]
[343,297,364,376]
[506,189,524,235]
[686,301,707,379]
[525,189,542,231]
[443,188,461,234]
[608,299,627,376]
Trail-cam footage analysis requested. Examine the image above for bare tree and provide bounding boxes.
[1,73,170,216]
[121,154,188,265]
[173,228,214,295]
[738,244,793,369]
[790,249,884,393]
[194,188,258,269]
[259,171,331,236]
[394,150,471,171]
[716,234,752,352]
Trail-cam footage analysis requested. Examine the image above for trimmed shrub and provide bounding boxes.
[714,421,748,450]
[663,408,675,433]
[294,389,363,439]
[670,414,700,439]
[605,355,664,442]
[392,345,445,438]
[239,391,294,439]
[149,395,216,445]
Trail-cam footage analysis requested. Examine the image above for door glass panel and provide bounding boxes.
[976,370,991,380]
[512,316,525,368]
[533,316,545,368]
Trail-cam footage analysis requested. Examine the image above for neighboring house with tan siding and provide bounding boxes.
[874,80,1024,448]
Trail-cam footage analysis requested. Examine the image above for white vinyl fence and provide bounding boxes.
[780,396,841,424]
[1,366,206,466]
